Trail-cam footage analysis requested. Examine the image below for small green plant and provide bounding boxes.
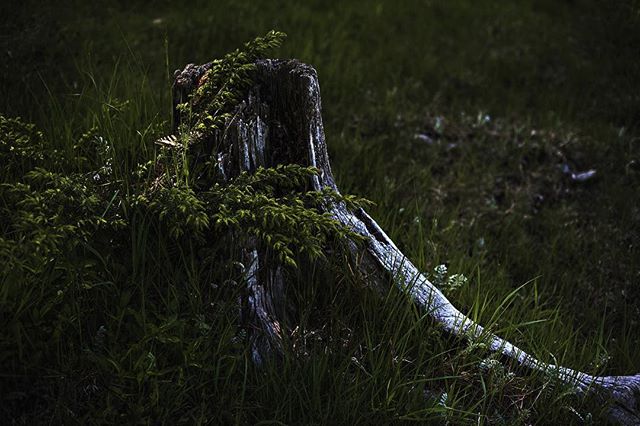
[179,30,287,138]
[430,263,469,295]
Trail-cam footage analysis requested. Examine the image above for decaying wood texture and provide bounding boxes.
[171,59,640,425]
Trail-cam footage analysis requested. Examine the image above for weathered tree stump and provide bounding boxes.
[171,59,640,425]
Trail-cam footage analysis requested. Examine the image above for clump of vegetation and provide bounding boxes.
[139,163,366,266]
[179,30,286,138]
[0,32,371,423]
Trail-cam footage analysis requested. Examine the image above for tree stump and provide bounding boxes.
[171,59,640,425]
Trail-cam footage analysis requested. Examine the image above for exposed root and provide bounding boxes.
[334,204,640,425]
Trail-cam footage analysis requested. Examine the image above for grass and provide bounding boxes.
[1,0,639,424]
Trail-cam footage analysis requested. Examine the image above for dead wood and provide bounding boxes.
[171,59,640,425]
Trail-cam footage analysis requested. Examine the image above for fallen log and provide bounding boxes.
[170,58,640,425]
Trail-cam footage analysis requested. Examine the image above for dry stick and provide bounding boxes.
[173,59,640,425]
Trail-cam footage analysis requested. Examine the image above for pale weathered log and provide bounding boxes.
[172,59,640,425]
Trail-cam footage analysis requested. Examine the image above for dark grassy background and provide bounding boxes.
[1,0,639,424]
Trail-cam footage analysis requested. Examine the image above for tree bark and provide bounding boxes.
[171,59,640,425]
